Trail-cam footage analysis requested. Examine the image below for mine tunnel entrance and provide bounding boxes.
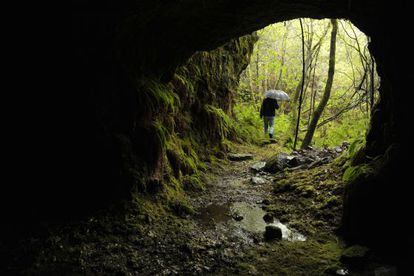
[5,1,410,274]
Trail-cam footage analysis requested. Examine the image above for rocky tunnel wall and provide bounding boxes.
[67,0,412,249]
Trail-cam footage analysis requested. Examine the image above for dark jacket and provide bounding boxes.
[260,98,279,117]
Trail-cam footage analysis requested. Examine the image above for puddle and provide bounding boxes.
[198,203,231,225]
[198,202,306,242]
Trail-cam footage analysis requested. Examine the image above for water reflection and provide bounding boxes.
[198,201,306,241]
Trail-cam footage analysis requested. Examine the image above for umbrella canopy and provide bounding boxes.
[264,89,290,101]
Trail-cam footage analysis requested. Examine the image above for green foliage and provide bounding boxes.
[204,104,233,140]
[163,178,195,217]
[237,19,377,149]
[232,104,262,144]
[182,174,205,192]
[313,115,369,148]
[231,103,292,148]
[347,137,365,158]
[140,78,180,114]
[153,119,170,150]
[342,164,374,183]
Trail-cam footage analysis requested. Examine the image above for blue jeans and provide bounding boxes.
[263,116,275,135]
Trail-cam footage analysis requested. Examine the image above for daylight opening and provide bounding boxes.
[235,19,379,149]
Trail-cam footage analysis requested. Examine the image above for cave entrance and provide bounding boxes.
[235,18,379,150]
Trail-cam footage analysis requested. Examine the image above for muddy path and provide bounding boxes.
[125,143,336,275]
[190,149,306,242]
[6,144,396,275]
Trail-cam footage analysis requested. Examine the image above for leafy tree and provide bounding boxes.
[301,19,338,149]
[236,18,379,148]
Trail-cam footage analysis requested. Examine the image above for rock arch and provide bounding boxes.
[69,0,410,250]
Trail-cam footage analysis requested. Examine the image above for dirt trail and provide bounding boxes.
[119,144,290,275]
[5,144,353,275]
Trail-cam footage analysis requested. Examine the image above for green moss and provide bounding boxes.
[140,78,180,114]
[164,184,194,217]
[233,239,343,275]
[182,174,204,192]
[153,119,170,150]
[165,134,203,177]
[203,104,234,140]
[347,138,365,158]
[342,164,374,183]
[273,180,295,193]
[173,71,196,95]
[322,196,341,208]
[296,185,316,198]
[129,192,165,221]
[128,34,258,217]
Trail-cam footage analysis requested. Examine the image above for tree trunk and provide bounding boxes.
[275,26,289,88]
[256,46,260,92]
[370,54,375,111]
[293,18,307,149]
[301,19,338,149]
[289,21,329,137]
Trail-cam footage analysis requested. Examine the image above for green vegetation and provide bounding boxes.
[236,19,378,149]
[232,239,343,275]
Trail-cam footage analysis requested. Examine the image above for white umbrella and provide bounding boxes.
[264,89,290,101]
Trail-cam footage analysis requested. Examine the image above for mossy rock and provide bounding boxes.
[295,185,316,198]
[273,180,295,193]
[322,196,341,209]
[168,199,194,218]
[264,153,291,173]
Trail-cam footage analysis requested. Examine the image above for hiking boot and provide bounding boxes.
[269,133,273,139]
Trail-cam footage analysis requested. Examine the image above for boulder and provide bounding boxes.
[263,153,293,173]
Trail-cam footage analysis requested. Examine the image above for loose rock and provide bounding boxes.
[264,145,349,173]
[251,176,266,185]
[250,161,266,172]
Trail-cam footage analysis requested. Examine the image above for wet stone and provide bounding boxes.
[264,225,282,241]
[251,176,266,185]
[250,161,266,172]
[325,266,349,275]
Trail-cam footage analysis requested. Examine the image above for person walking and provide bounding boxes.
[260,97,279,139]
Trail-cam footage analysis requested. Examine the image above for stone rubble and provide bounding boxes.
[263,142,349,173]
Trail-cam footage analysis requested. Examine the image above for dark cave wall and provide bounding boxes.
[70,8,258,220]
[69,0,411,248]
